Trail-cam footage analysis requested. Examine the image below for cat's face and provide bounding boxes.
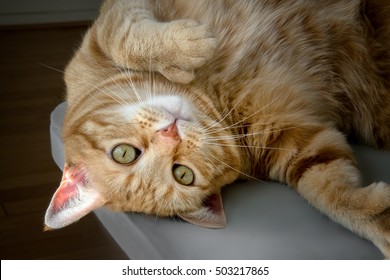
[45,80,240,229]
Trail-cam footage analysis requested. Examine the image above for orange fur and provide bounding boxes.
[45,0,390,257]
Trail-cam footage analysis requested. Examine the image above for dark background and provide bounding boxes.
[0,0,127,259]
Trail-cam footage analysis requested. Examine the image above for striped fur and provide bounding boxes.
[45,0,390,257]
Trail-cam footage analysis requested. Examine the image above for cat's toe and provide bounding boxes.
[168,19,216,50]
[159,19,216,83]
[159,66,195,84]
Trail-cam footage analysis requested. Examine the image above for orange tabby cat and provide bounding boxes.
[45,0,390,257]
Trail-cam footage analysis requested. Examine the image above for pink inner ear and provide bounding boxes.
[51,166,85,212]
[178,192,227,228]
[45,165,105,229]
[52,177,78,212]
[204,193,224,215]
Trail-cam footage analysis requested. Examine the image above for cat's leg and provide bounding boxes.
[93,0,216,83]
[266,125,390,257]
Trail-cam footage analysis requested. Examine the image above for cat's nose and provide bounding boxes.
[160,121,181,142]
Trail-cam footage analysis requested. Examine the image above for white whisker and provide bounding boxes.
[202,88,285,136]
[203,89,250,132]
[121,28,146,106]
[202,123,306,142]
[98,71,130,106]
[202,142,297,152]
[198,149,225,176]
[40,63,129,109]
[206,151,264,183]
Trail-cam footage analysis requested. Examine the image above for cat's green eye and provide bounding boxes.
[111,144,140,164]
[173,164,194,186]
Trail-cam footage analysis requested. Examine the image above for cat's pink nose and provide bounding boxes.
[160,121,180,141]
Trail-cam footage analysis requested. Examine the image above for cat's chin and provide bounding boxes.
[150,95,196,122]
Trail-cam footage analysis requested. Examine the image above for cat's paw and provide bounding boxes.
[373,223,390,259]
[365,182,390,258]
[158,19,217,84]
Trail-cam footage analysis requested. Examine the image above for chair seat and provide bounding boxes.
[50,102,389,259]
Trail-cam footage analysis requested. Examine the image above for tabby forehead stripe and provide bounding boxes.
[67,87,97,119]
[66,101,119,137]
[72,130,107,154]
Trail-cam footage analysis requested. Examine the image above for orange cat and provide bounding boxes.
[45,0,390,257]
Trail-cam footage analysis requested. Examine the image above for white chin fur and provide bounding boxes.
[118,94,197,134]
[150,95,196,122]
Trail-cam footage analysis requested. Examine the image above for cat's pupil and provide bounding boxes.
[111,144,140,164]
[173,164,194,186]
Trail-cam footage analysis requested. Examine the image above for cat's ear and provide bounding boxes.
[44,165,105,230]
[178,192,226,228]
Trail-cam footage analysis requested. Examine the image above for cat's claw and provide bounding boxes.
[158,19,217,83]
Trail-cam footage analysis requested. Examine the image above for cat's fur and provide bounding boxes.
[44,0,390,257]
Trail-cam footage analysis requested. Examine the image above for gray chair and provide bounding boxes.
[50,102,389,259]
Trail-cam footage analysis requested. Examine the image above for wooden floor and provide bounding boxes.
[0,24,128,259]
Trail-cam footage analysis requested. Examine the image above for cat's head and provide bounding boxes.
[45,75,241,230]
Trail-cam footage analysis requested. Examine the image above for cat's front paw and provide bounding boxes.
[158,19,217,84]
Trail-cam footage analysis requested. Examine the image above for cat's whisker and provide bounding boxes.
[87,57,137,106]
[95,61,134,105]
[202,142,298,152]
[199,121,279,137]
[117,61,142,105]
[202,90,250,132]
[205,151,265,183]
[147,49,156,103]
[154,213,160,224]
[120,28,146,107]
[82,69,130,106]
[106,61,146,107]
[206,82,266,132]
[202,123,307,142]
[126,72,144,104]
[40,63,130,109]
[198,149,225,176]
[200,83,260,134]
[202,89,285,136]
